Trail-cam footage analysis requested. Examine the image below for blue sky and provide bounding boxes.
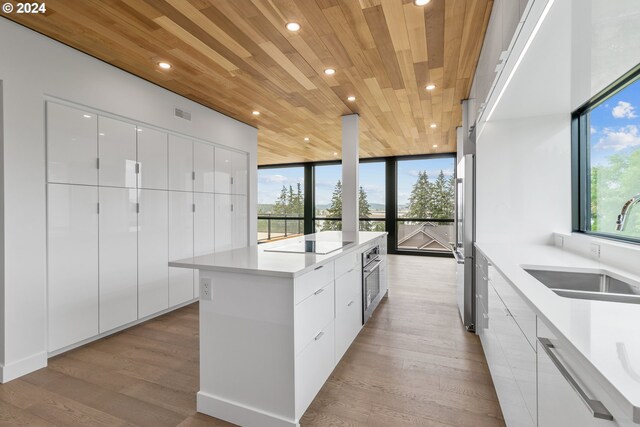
[590,78,640,166]
[258,157,455,207]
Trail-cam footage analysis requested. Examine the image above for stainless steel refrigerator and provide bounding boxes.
[454,128,476,332]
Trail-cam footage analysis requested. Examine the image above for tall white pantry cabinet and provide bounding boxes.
[46,102,249,354]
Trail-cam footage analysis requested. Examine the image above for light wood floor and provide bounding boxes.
[0,255,503,426]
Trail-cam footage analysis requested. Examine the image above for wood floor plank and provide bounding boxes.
[0,255,502,426]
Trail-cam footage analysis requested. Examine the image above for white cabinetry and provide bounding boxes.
[194,141,214,193]
[194,193,215,298]
[47,103,98,186]
[98,116,137,188]
[232,195,248,249]
[232,150,248,195]
[335,263,362,362]
[137,126,168,190]
[168,135,193,192]
[215,194,247,252]
[537,319,620,427]
[169,191,194,306]
[98,187,138,332]
[214,146,233,194]
[214,147,247,195]
[138,189,169,318]
[477,261,536,427]
[47,184,99,352]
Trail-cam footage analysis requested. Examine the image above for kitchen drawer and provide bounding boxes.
[491,268,537,350]
[295,319,335,418]
[294,262,335,304]
[537,319,623,427]
[335,268,362,362]
[295,280,334,355]
[335,251,359,279]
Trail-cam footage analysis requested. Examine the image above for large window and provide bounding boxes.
[257,166,304,242]
[314,163,342,231]
[573,67,640,243]
[396,157,455,252]
[359,161,386,231]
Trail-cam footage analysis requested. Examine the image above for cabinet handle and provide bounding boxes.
[347,300,355,307]
[231,204,234,212]
[192,203,196,213]
[136,203,140,214]
[96,158,100,170]
[231,176,234,185]
[314,331,324,341]
[135,163,140,174]
[192,171,196,181]
[538,338,613,421]
[314,288,324,296]
[314,265,323,270]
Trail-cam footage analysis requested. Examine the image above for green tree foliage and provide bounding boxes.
[406,170,455,220]
[322,180,343,230]
[591,148,640,238]
[271,183,303,216]
[406,171,432,219]
[359,186,373,231]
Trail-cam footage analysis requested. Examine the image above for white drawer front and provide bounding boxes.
[295,262,335,304]
[491,269,537,350]
[295,320,335,418]
[335,252,359,279]
[295,281,334,355]
[335,268,362,362]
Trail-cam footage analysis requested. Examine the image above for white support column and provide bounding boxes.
[341,114,359,233]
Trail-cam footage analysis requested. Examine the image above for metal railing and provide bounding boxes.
[257,214,304,243]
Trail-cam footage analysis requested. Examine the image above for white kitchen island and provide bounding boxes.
[169,231,387,427]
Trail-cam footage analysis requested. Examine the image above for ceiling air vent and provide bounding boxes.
[174,107,192,121]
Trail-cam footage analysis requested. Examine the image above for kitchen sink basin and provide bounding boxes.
[524,268,640,304]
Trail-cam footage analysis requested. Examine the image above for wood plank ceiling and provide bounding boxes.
[5,0,493,165]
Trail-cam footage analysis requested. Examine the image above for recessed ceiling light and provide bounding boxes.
[347,95,356,102]
[430,123,437,128]
[285,22,301,32]
[252,111,260,116]
[333,152,338,156]
[83,114,91,118]
[414,0,431,5]
[304,137,310,141]
[433,144,438,148]
[425,84,436,91]
[324,68,336,75]
[158,62,172,70]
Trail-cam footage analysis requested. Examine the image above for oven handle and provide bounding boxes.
[363,259,383,274]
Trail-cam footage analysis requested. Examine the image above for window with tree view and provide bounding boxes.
[575,69,640,242]
[257,166,304,243]
[397,157,455,252]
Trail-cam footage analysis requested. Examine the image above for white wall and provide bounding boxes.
[475,0,640,252]
[0,19,258,380]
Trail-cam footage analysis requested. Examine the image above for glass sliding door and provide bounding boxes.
[359,161,386,231]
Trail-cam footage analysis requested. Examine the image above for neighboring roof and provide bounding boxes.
[398,222,452,251]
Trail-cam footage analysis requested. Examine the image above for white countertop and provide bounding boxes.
[476,242,640,420]
[169,231,386,278]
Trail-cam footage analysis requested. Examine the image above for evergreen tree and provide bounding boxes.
[429,170,453,219]
[273,185,288,215]
[322,180,343,230]
[406,172,432,219]
[292,182,303,216]
[359,186,373,231]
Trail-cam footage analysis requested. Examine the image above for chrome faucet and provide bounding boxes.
[615,193,640,231]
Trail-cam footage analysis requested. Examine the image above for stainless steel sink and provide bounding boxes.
[524,268,640,304]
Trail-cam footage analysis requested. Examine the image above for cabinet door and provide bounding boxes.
[232,195,248,249]
[538,320,618,427]
[214,194,233,252]
[47,184,99,352]
[137,126,168,190]
[47,103,98,185]
[169,191,194,306]
[194,193,215,297]
[194,141,215,193]
[98,187,138,332]
[168,135,193,192]
[214,146,233,194]
[231,150,248,195]
[335,268,362,362]
[138,189,169,318]
[98,116,137,188]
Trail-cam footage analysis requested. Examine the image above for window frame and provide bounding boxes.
[257,153,456,257]
[572,64,640,245]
